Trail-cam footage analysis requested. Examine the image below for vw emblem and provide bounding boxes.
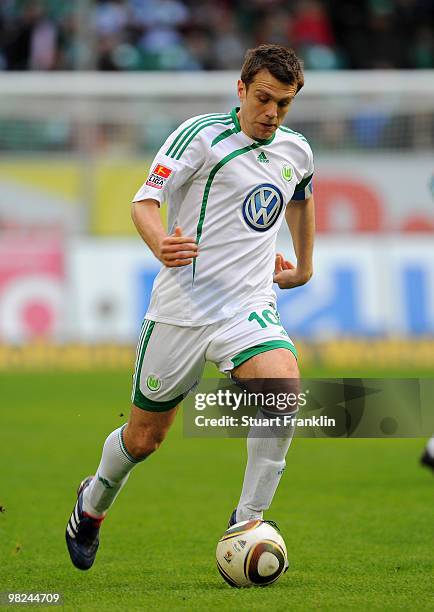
[242,183,284,232]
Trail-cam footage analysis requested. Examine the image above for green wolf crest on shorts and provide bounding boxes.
[146,375,161,392]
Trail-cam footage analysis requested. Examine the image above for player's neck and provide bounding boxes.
[237,109,253,140]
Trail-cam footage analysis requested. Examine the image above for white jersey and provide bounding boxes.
[133,107,314,326]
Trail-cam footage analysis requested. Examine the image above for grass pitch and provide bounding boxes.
[1,369,433,611]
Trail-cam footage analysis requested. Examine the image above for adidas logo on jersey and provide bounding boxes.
[257,152,269,163]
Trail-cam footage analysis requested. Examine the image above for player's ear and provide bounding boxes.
[237,79,246,102]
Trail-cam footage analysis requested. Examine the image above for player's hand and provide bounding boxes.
[157,226,198,267]
[273,253,312,289]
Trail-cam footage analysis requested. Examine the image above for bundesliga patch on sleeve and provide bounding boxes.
[146,163,174,189]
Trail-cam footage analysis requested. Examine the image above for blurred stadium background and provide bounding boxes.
[0,0,433,374]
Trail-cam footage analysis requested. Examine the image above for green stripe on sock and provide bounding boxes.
[118,425,141,464]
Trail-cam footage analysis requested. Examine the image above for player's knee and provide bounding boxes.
[127,426,167,459]
[128,437,161,460]
[232,375,301,416]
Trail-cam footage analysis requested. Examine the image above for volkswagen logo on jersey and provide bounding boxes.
[242,184,284,232]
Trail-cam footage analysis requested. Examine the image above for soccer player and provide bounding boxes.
[66,44,315,570]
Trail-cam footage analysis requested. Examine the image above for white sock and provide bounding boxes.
[426,435,434,457]
[236,414,295,522]
[82,425,143,517]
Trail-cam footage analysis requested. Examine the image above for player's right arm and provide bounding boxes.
[131,115,207,268]
[131,200,198,268]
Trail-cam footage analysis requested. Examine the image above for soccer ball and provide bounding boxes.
[216,519,288,588]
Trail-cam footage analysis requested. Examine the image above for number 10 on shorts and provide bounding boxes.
[248,309,281,328]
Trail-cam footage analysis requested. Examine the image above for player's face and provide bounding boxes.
[237,69,298,140]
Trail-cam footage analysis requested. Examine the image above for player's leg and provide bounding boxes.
[207,305,299,525]
[82,404,179,518]
[80,318,206,518]
[66,319,208,569]
[230,348,299,523]
[65,404,180,570]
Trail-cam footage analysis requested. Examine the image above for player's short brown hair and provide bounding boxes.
[240,44,304,92]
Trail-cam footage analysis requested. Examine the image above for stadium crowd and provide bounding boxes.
[0,0,432,71]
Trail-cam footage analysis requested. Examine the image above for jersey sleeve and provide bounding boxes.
[132,120,204,205]
[291,142,314,201]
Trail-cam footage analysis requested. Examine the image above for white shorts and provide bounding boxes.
[131,302,297,411]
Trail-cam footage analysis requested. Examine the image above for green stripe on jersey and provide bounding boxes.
[230,107,242,133]
[211,127,237,147]
[230,106,275,144]
[294,173,313,192]
[173,117,233,160]
[166,113,230,157]
[278,125,308,143]
[192,141,263,279]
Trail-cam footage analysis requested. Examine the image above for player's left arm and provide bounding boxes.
[273,194,315,289]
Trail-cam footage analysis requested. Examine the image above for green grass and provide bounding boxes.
[1,370,433,611]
